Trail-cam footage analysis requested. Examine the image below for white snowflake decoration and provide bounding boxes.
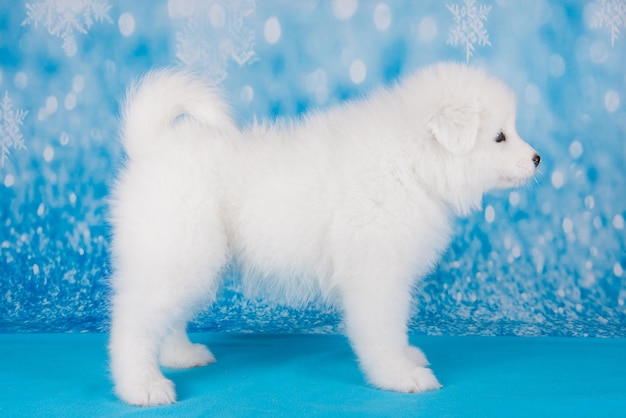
[22,0,113,57]
[590,0,626,46]
[172,0,258,84]
[446,0,492,62]
[1,92,29,168]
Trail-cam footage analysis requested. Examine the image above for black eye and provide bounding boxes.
[495,132,506,143]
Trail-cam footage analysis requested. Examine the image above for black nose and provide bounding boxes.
[532,154,541,167]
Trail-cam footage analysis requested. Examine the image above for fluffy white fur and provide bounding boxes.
[109,63,540,406]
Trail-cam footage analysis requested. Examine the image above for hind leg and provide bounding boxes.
[110,257,225,406]
[109,288,179,406]
[109,207,228,406]
[159,325,216,369]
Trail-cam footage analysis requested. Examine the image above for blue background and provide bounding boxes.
[1,0,625,336]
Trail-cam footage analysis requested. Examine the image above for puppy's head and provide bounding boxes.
[421,63,540,211]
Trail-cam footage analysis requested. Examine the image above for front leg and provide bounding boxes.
[340,278,441,393]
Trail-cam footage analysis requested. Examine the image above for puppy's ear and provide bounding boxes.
[426,102,480,154]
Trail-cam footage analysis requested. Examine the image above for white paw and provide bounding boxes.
[159,343,216,369]
[370,366,442,393]
[405,345,430,367]
[115,376,176,406]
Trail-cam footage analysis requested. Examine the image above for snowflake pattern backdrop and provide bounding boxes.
[0,0,625,336]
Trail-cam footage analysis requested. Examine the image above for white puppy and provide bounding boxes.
[109,63,540,406]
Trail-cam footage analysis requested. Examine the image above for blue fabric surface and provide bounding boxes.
[1,333,625,417]
[1,1,625,336]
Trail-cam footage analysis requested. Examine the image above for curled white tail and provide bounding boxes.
[121,69,234,157]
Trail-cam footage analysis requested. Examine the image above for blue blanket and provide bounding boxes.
[1,333,625,417]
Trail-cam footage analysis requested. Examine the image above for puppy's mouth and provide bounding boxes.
[499,176,532,187]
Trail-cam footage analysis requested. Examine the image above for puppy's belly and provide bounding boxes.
[231,212,331,280]
[226,163,331,271]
